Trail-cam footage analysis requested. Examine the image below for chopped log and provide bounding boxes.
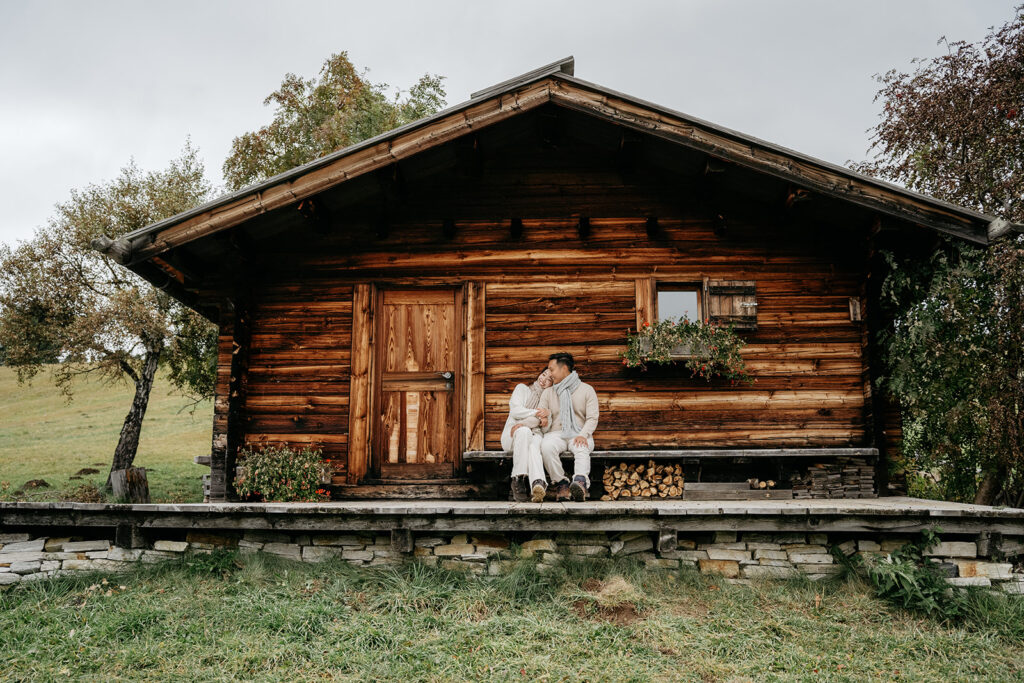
[110,467,150,504]
[603,461,684,500]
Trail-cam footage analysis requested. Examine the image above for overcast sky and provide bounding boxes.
[0,1,1014,246]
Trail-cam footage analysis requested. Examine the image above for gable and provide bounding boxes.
[90,58,1017,317]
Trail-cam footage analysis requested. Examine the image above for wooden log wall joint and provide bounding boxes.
[442,218,457,241]
[297,197,332,233]
[455,134,484,179]
[509,217,524,240]
[645,216,660,238]
[784,186,811,210]
[577,216,591,240]
[848,297,862,322]
[713,212,727,236]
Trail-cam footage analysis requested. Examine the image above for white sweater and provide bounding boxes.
[499,382,544,451]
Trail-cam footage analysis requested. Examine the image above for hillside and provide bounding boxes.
[0,366,212,502]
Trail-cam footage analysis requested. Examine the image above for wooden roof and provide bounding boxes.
[94,56,1016,273]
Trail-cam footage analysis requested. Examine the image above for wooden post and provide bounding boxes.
[347,284,375,484]
[391,528,414,554]
[110,467,150,503]
[464,283,486,452]
[656,529,677,553]
[210,298,250,502]
[115,523,146,549]
[635,278,654,330]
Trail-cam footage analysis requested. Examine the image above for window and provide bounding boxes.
[656,284,701,323]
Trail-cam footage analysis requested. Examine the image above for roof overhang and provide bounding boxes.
[94,55,1019,272]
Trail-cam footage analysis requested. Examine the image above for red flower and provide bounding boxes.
[643,321,650,328]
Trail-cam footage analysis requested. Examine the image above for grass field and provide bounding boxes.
[1,554,1022,681]
[0,366,213,502]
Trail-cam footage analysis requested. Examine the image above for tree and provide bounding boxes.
[0,142,218,489]
[222,51,446,191]
[853,7,1024,505]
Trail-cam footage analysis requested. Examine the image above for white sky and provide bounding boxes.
[0,0,1013,246]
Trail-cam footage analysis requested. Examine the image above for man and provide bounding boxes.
[499,368,552,502]
[538,352,600,502]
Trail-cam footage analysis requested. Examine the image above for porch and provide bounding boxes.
[3,497,1022,590]
[3,496,1022,536]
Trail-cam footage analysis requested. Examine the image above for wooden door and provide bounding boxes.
[374,289,461,479]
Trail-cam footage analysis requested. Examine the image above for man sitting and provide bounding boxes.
[538,352,600,502]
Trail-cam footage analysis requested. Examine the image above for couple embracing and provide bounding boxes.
[500,352,600,503]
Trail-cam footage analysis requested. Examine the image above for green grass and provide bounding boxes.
[1,555,1022,681]
[0,366,213,503]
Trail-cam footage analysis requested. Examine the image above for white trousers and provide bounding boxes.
[501,427,545,483]
[540,433,594,487]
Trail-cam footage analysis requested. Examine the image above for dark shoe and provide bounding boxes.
[511,475,530,502]
[569,475,589,502]
[553,479,571,501]
[530,479,548,503]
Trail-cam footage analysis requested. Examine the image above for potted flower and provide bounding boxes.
[621,317,754,383]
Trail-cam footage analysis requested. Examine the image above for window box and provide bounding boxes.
[637,337,709,359]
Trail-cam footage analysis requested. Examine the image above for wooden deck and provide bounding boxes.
[3,497,1023,536]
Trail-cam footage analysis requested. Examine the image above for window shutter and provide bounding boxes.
[706,280,757,330]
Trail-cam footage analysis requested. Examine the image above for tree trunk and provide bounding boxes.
[973,464,1006,506]
[106,349,161,491]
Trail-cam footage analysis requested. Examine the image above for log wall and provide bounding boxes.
[215,132,876,484]
[240,283,353,480]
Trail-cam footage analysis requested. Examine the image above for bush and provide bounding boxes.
[844,527,966,620]
[234,444,330,502]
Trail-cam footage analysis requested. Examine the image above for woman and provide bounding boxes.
[500,367,553,502]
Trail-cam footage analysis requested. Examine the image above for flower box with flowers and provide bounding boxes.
[621,317,754,384]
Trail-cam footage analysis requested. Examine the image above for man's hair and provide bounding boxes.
[548,352,575,371]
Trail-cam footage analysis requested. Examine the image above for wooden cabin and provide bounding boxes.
[94,57,1002,502]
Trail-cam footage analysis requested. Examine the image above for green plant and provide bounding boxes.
[184,548,240,577]
[234,444,331,502]
[621,317,753,383]
[847,527,969,620]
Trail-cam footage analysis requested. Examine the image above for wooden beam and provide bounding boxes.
[988,218,1024,241]
[463,448,880,461]
[90,234,132,264]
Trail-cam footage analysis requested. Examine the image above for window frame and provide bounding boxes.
[654,281,704,324]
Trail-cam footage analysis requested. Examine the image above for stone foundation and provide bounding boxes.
[2,530,1022,594]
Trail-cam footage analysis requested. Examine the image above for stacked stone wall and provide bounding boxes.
[2,530,1021,594]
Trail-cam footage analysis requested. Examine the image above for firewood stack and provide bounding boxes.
[791,458,876,499]
[601,461,684,500]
